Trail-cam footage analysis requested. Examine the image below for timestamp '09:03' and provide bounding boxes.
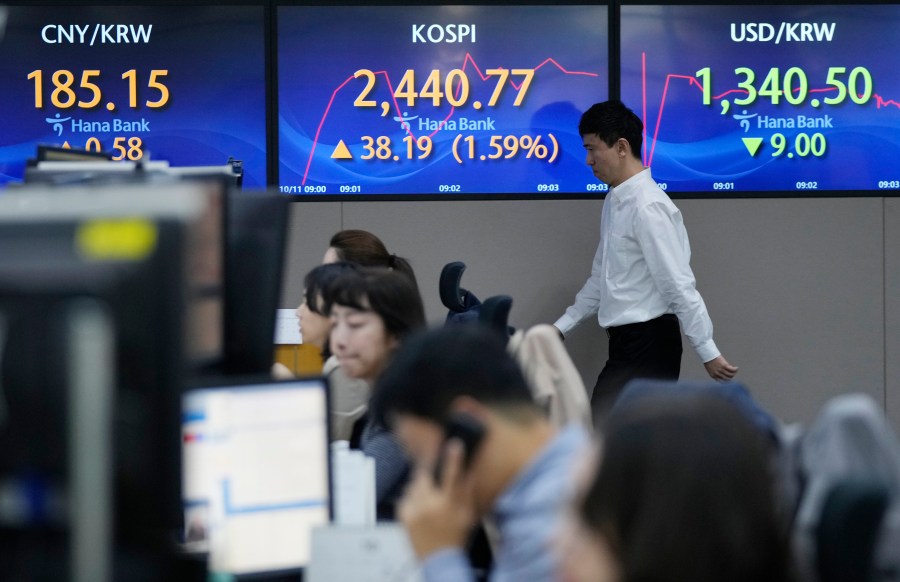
[585,182,667,193]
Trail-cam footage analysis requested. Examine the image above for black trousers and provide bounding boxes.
[591,313,683,426]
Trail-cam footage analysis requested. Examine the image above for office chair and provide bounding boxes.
[816,478,890,582]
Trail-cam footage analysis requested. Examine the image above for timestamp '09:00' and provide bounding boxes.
[280,185,328,194]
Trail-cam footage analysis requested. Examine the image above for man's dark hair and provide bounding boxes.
[371,325,537,429]
[578,100,643,160]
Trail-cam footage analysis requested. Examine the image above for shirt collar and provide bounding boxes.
[609,167,652,203]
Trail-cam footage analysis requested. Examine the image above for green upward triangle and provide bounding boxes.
[742,137,764,157]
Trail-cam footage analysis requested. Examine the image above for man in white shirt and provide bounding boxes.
[555,100,738,423]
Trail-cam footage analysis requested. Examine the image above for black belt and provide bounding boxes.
[606,313,678,338]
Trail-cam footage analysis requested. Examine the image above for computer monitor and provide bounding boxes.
[36,144,114,162]
[0,183,220,580]
[182,375,332,578]
[4,178,227,368]
[0,266,122,580]
[15,166,282,380]
[23,159,242,190]
[221,190,289,375]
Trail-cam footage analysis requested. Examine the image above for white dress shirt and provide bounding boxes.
[554,168,720,363]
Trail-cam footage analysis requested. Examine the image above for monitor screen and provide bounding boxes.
[0,4,268,188]
[620,3,900,196]
[277,4,609,198]
[182,376,331,575]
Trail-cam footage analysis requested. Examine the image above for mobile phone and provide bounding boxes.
[433,412,486,485]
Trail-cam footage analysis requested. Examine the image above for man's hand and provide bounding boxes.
[704,355,739,381]
[398,440,476,560]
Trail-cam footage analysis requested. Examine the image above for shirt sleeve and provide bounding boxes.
[554,236,604,336]
[634,202,720,363]
[421,548,476,582]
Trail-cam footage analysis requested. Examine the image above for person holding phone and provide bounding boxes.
[371,325,590,581]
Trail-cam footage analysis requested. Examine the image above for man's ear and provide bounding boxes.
[448,395,490,423]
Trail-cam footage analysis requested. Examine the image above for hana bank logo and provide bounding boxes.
[393,111,419,131]
[46,112,72,136]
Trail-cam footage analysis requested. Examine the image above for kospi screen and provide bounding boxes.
[0,5,268,188]
[277,4,609,198]
[620,3,900,195]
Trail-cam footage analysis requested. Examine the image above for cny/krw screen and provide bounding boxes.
[620,4,900,195]
[0,5,268,187]
[278,4,609,197]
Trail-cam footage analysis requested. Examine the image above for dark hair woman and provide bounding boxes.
[557,392,791,582]
[323,229,418,289]
[327,267,426,520]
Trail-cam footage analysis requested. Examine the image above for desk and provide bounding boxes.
[274,344,323,376]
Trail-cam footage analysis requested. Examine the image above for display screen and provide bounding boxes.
[620,4,900,195]
[277,4,608,197]
[183,377,331,574]
[0,5,268,188]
